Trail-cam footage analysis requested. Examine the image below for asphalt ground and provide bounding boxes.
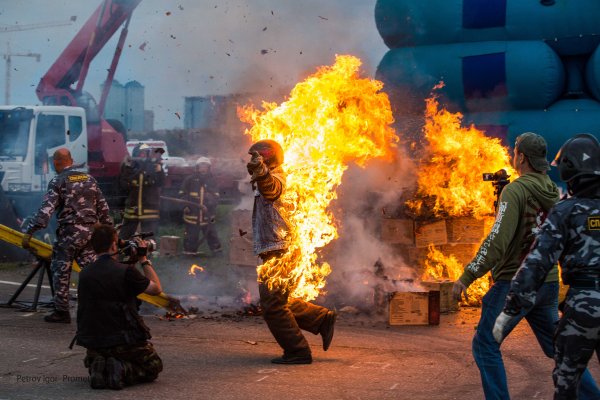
[1,266,597,400]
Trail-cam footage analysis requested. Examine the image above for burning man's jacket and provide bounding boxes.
[76,254,151,348]
[26,166,111,234]
[179,172,219,225]
[459,172,560,287]
[120,157,164,221]
[503,182,600,315]
[252,166,289,255]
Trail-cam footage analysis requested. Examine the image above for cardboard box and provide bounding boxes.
[421,280,459,312]
[414,220,447,248]
[388,291,440,326]
[381,218,414,245]
[446,217,485,244]
[159,236,179,256]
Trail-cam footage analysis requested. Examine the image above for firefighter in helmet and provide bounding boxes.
[119,144,165,239]
[179,156,222,255]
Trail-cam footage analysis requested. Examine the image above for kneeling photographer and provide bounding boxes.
[74,224,163,390]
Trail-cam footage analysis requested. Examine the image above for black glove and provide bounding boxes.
[247,151,268,181]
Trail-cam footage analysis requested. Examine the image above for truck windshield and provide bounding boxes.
[0,109,32,159]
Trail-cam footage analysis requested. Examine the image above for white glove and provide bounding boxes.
[493,311,514,344]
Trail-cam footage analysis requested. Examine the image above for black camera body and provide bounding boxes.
[483,169,509,182]
[119,232,156,264]
[483,169,511,211]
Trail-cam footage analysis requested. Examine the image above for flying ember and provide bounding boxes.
[239,55,398,301]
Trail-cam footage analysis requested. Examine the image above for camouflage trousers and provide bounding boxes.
[84,342,163,386]
[553,289,600,400]
[51,225,96,311]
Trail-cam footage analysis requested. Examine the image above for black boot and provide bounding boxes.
[44,310,71,324]
[271,353,312,364]
[320,310,337,351]
[105,357,125,390]
[89,356,106,389]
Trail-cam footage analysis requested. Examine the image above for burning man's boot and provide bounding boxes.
[89,356,106,389]
[44,310,71,323]
[320,310,337,351]
[105,357,125,390]
[271,353,312,365]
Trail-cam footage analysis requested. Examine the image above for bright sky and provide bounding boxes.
[0,0,388,129]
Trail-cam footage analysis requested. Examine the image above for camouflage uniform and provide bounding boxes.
[504,194,600,399]
[84,342,162,385]
[26,166,112,312]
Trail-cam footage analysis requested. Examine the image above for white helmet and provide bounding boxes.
[195,156,211,166]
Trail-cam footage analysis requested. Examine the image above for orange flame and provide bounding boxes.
[407,95,517,218]
[188,264,204,276]
[421,244,491,304]
[413,95,515,304]
[239,55,397,300]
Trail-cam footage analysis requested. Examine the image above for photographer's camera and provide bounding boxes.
[118,232,156,264]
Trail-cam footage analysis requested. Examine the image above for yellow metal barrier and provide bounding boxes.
[0,224,183,313]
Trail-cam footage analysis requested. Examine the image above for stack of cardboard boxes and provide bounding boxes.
[382,216,494,325]
[229,209,260,267]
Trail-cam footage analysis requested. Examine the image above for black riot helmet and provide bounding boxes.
[248,139,284,169]
[552,133,600,183]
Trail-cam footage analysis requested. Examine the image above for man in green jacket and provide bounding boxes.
[452,132,600,399]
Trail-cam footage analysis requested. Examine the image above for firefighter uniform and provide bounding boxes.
[179,167,222,254]
[26,166,112,314]
[119,151,164,239]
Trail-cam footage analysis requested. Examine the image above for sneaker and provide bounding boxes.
[44,310,71,324]
[105,357,125,390]
[271,354,312,365]
[183,251,198,256]
[320,310,337,351]
[89,356,106,389]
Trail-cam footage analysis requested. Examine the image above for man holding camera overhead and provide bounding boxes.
[22,148,112,324]
[74,224,163,390]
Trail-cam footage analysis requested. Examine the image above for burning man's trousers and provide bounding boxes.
[258,282,329,356]
[183,222,222,253]
[51,225,96,311]
[472,281,600,400]
[84,342,163,386]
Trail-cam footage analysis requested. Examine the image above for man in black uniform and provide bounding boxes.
[179,157,222,255]
[76,224,163,390]
[23,148,112,323]
[494,134,600,399]
[119,144,164,239]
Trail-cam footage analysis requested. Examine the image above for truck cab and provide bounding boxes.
[0,105,88,218]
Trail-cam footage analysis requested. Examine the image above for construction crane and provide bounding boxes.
[1,16,76,104]
[3,42,41,104]
[0,16,77,33]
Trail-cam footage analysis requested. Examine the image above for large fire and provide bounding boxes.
[414,94,516,304]
[239,55,397,301]
[407,95,517,219]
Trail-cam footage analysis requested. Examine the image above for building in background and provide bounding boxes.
[184,94,247,132]
[144,110,155,132]
[102,79,146,134]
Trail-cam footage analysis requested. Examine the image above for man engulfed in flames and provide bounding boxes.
[239,55,397,364]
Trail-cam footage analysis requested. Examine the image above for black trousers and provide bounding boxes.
[183,222,222,253]
[119,219,159,240]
